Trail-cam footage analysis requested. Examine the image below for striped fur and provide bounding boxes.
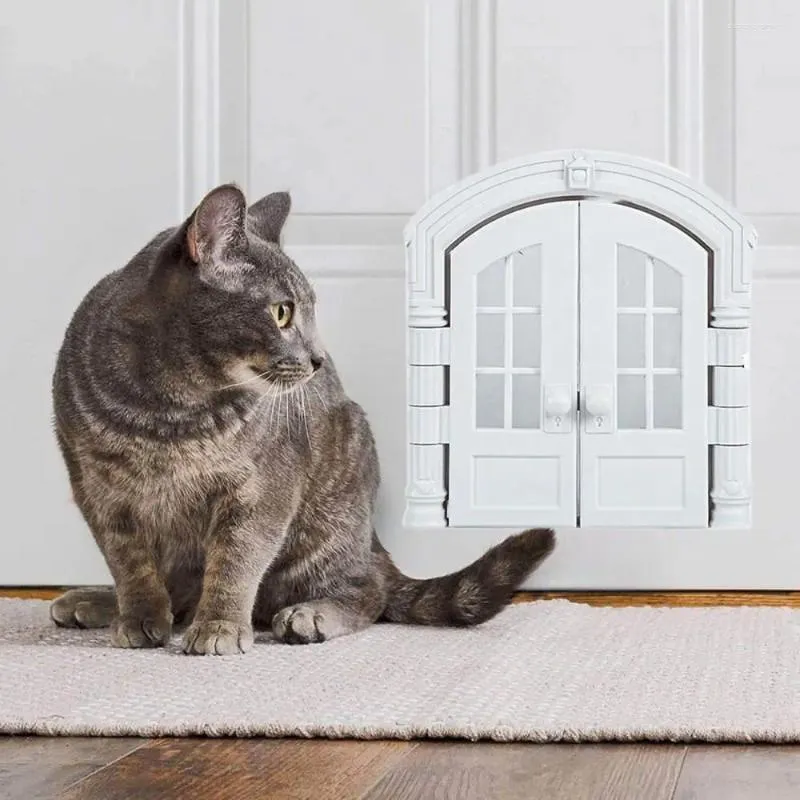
[381,529,556,626]
[50,184,557,655]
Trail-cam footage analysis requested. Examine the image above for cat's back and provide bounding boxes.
[53,229,173,408]
[57,229,172,356]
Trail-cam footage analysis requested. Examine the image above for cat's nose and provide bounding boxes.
[310,354,325,372]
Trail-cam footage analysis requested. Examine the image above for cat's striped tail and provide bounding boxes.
[381,528,555,627]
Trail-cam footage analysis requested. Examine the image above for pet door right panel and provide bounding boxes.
[579,202,709,527]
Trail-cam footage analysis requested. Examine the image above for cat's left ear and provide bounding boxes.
[248,191,291,244]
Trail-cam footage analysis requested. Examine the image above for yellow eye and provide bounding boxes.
[270,302,294,329]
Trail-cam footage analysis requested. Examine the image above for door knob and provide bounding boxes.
[544,386,572,417]
[584,385,613,417]
[583,385,613,433]
[543,384,572,433]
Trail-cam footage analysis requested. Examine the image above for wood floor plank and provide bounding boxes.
[0,736,145,800]
[673,745,800,799]
[362,742,687,800]
[60,738,415,800]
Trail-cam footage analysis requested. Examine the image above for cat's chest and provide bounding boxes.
[95,436,254,532]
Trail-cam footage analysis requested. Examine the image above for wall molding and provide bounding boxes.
[754,246,800,281]
[702,0,736,201]
[177,0,248,219]
[666,0,705,179]
[424,0,462,197]
[178,0,220,218]
[284,245,405,279]
[459,0,496,175]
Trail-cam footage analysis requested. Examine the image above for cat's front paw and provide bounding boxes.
[112,612,173,648]
[181,619,254,655]
[272,604,327,644]
[51,588,116,629]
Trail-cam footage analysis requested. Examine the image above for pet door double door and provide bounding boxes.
[448,201,708,528]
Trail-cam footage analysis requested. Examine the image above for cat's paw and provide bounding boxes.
[111,612,173,648]
[181,619,253,656]
[272,604,327,644]
[50,589,116,629]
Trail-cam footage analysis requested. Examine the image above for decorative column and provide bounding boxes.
[404,240,450,527]
[708,301,752,528]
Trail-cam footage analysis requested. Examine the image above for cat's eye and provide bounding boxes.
[270,302,294,329]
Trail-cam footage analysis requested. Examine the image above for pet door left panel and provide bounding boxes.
[448,203,579,527]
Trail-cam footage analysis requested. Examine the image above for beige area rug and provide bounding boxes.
[2,598,800,742]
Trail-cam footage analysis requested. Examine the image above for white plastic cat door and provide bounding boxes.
[404,150,753,531]
[448,200,709,528]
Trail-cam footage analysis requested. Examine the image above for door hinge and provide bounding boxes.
[707,328,750,367]
[707,406,750,445]
[408,327,450,365]
[408,405,449,444]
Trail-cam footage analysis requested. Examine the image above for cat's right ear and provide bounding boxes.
[185,184,247,265]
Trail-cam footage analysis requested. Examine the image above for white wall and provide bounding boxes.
[2,0,799,585]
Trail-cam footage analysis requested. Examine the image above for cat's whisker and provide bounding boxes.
[220,370,271,391]
[247,384,276,423]
[311,385,329,412]
[287,386,295,438]
[267,385,279,431]
[299,386,311,449]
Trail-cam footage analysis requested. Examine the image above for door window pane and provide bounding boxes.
[617,375,647,429]
[653,314,681,368]
[653,259,682,308]
[476,313,504,367]
[477,259,506,307]
[617,245,646,307]
[511,374,541,429]
[617,314,646,368]
[512,246,542,307]
[475,373,505,428]
[653,374,682,428]
[512,313,541,368]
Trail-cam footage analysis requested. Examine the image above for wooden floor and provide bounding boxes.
[3,737,800,799]
[4,589,800,798]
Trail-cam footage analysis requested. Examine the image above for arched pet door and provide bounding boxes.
[404,150,755,530]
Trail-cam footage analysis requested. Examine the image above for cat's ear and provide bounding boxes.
[247,191,291,244]
[186,183,247,264]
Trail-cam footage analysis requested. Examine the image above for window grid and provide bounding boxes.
[645,255,654,429]
[617,254,682,430]
[504,255,514,428]
[477,307,541,314]
[474,251,542,429]
[617,307,679,315]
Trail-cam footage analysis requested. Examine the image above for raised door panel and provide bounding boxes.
[448,203,579,527]
[579,202,709,527]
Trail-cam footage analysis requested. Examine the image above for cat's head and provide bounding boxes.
[152,183,326,393]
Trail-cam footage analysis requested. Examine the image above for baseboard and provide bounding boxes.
[0,588,65,600]
[4,587,800,607]
[514,591,800,607]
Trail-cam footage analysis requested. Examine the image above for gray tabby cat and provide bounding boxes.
[50,184,556,655]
